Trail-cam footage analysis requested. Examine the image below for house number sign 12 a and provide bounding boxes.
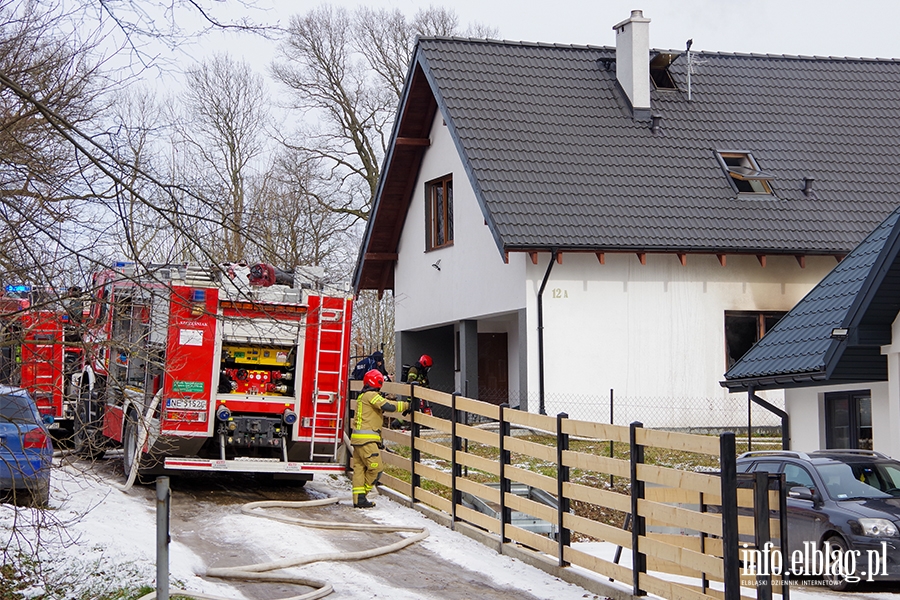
[552,288,568,298]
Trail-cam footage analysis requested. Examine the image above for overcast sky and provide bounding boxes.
[229,0,900,60]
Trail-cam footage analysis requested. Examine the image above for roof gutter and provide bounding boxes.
[721,371,829,392]
[537,249,558,415]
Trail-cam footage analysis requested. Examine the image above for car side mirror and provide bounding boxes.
[789,486,814,500]
[789,486,822,506]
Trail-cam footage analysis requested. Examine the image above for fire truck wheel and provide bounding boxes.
[73,393,105,460]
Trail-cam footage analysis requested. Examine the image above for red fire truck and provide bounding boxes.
[72,262,352,483]
[0,286,82,431]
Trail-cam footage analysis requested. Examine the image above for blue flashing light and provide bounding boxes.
[5,284,31,294]
[192,289,206,302]
[114,261,134,268]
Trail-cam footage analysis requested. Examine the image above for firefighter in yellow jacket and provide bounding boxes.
[351,369,410,508]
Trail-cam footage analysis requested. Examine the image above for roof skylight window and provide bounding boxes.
[650,53,678,90]
[716,151,774,194]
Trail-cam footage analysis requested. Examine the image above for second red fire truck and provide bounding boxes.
[73,262,352,483]
[0,286,82,430]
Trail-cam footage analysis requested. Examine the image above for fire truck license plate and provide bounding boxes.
[166,398,207,410]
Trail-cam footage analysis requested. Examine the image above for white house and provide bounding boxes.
[353,11,900,427]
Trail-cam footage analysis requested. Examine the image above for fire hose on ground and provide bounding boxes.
[119,429,430,600]
[132,491,429,600]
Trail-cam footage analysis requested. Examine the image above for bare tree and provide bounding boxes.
[355,6,499,99]
[107,85,182,264]
[272,4,497,363]
[351,289,396,376]
[248,149,356,275]
[177,53,271,263]
[272,4,497,222]
[0,0,111,285]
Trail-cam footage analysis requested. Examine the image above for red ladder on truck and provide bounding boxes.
[309,298,349,461]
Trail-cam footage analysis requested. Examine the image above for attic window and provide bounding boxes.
[717,151,774,194]
[650,53,677,90]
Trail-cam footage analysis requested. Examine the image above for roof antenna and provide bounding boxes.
[686,39,693,101]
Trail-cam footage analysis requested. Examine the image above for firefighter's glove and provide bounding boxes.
[402,403,411,416]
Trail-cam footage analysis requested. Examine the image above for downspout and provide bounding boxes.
[748,385,790,450]
[537,249,558,415]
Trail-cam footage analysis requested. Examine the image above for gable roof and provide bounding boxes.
[722,205,900,391]
[355,37,900,293]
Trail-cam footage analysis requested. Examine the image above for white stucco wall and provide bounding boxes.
[394,112,525,332]
[390,111,843,426]
[525,252,836,425]
[879,315,900,458]
[784,382,890,454]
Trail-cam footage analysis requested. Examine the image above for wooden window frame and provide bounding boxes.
[716,151,774,195]
[425,174,453,251]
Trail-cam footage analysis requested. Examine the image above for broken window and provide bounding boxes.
[717,151,774,194]
[724,310,786,368]
[425,174,453,251]
[650,53,678,90]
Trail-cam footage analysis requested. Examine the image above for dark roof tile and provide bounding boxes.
[416,38,900,252]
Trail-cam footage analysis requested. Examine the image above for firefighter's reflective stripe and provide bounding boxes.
[353,390,406,440]
[350,430,381,444]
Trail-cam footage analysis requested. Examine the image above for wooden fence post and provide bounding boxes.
[630,421,646,597]
[498,402,511,545]
[720,431,740,600]
[450,393,461,525]
[410,385,420,504]
[556,412,570,567]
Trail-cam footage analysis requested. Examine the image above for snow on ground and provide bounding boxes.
[1,462,240,598]
[4,458,895,599]
[1,460,594,599]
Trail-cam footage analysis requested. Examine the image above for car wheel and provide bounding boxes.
[29,477,50,508]
[824,536,856,592]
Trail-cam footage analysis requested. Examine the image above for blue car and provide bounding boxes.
[0,385,53,506]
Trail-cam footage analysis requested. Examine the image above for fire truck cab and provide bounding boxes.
[73,262,352,483]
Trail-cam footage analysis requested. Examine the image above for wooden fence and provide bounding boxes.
[349,381,787,600]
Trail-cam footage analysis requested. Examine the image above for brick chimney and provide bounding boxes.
[613,9,651,119]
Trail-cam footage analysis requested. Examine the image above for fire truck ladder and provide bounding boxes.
[308,299,348,462]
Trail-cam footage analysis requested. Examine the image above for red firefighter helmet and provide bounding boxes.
[363,369,385,389]
[419,354,433,368]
